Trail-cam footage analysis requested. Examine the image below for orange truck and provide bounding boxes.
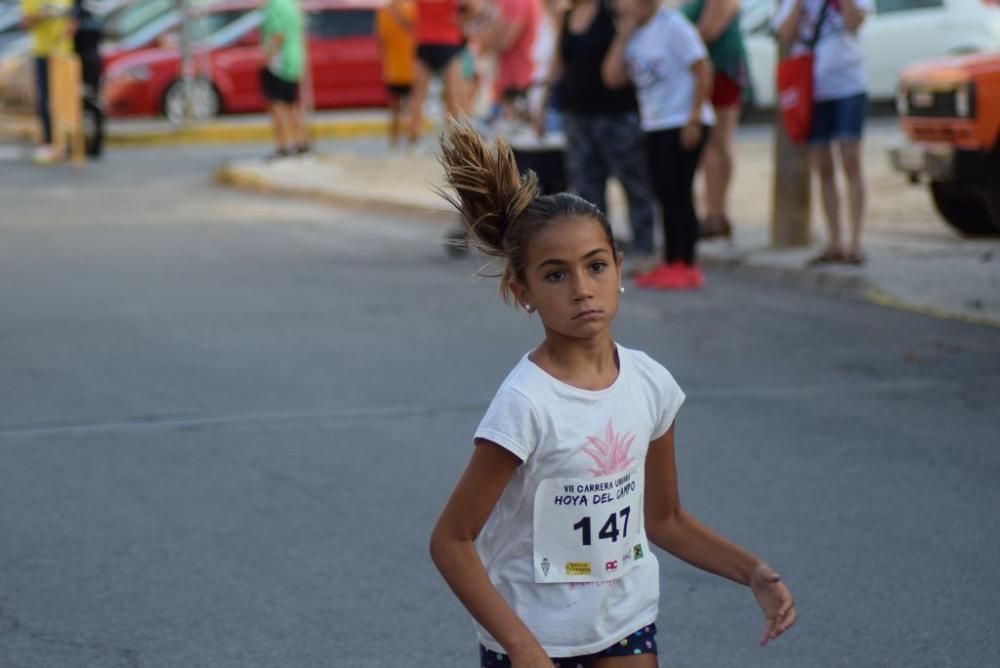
[890,53,1000,236]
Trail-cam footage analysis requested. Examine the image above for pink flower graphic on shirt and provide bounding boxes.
[582,420,636,476]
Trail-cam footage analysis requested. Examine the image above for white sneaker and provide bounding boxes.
[32,145,59,164]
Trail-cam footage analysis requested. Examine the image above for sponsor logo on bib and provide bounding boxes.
[565,562,592,576]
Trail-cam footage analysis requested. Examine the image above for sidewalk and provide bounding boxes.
[212,124,1000,328]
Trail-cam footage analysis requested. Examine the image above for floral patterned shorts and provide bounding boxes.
[479,623,658,667]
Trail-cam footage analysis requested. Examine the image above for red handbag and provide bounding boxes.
[776,0,832,144]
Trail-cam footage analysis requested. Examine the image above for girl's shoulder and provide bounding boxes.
[618,345,683,391]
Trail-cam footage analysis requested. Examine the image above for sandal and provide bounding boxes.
[805,247,845,267]
[842,251,866,265]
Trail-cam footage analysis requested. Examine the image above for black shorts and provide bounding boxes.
[259,68,299,104]
[386,83,412,99]
[416,43,462,72]
[480,623,658,667]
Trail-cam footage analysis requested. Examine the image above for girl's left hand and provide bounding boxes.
[750,563,796,646]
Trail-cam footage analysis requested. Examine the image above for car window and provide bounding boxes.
[189,10,251,42]
[874,0,944,14]
[210,10,262,48]
[307,9,375,39]
[105,0,175,40]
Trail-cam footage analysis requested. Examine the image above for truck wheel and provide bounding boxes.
[929,181,998,237]
[982,145,1000,234]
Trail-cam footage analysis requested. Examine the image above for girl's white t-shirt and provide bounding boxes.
[773,0,872,101]
[473,344,685,657]
[624,8,715,132]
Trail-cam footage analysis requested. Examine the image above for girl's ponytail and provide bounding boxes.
[438,122,538,260]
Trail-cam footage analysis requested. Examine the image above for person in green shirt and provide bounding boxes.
[259,0,309,158]
[682,0,748,239]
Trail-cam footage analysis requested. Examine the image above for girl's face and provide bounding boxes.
[513,217,622,340]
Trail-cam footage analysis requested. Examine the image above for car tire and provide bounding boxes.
[163,78,221,125]
[982,144,1000,234]
[929,181,998,237]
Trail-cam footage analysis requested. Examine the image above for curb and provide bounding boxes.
[109,118,391,147]
[212,163,453,220]
[2,114,409,147]
[864,287,1000,329]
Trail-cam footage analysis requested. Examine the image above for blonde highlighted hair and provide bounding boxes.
[438,122,615,304]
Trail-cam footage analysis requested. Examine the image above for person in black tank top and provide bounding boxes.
[544,0,656,267]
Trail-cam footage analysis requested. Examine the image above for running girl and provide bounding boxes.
[429,123,796,667]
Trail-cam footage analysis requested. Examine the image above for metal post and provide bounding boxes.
[770,41,812,248]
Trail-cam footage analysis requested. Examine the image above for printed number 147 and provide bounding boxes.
[572,507,630,546]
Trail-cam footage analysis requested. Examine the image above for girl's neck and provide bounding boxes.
[530,332,619,391]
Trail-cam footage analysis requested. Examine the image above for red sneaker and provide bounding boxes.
[635,262,689,290]
[633,262,672,287]
[680,263,704,289]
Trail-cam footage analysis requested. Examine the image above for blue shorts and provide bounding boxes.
[808,92,868,145]
[479,624,658,667]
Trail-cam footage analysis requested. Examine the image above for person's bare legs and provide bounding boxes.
[838,139,865,258]
[387,93,402,147]
[704,105,739,225]
[407,59,431,144]
[811,143,843,256]
[268,102,292,153]
[292,96,310,151]
[440,56,464,123]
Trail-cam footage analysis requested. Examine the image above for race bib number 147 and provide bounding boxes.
[533,468,648,583]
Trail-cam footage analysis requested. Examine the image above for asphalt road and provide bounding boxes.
[1,143,998,668]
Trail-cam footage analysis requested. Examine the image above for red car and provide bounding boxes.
[103,0,388,122]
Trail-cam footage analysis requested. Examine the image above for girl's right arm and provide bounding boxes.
[429,440,554,667]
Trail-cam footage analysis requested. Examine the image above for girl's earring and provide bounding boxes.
[524,304,534,313]
[619,286,625,295]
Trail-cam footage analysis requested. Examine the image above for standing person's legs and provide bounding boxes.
[601,112,656,256]
[562,113,611,215]
[644,129,683,264]
[702,104,739,235]
[644,127,705,267]
[833,92,867,262]
[80,52,104,157]
[664,127,711,266]
[806,97,846,263]
[271,102,295,153]
[407,56,432,144]
[838,140,865,260]
[810,144,842,259]
[291,91,310,153]
[33,57,52,146]
[440,54,463,122]
[387,90,403,146]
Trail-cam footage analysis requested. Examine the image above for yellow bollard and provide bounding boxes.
[48,53,84,166]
